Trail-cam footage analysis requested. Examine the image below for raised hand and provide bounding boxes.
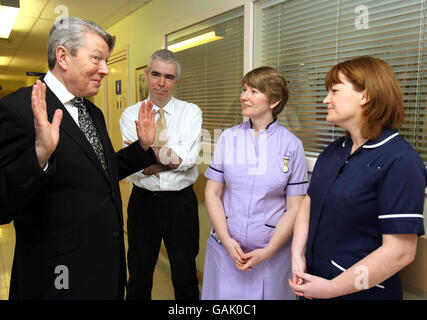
[31,80,63,168]
[135,99,156,151]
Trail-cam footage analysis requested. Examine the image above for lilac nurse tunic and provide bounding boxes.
[201,120,308,300]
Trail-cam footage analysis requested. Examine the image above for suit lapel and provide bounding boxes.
[44,86,111,183]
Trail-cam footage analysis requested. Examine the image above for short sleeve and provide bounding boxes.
[378,152,426,235]
[204,132,226,184]
[285,141,309,196]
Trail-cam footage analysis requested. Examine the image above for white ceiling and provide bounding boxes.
[0,0,151,86]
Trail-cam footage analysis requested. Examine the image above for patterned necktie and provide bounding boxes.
[153,108,168,148]
[71,97,108,173]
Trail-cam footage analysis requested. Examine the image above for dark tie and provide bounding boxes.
[71,97,108,173]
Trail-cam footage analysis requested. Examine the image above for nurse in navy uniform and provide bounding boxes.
[289,56,426,300]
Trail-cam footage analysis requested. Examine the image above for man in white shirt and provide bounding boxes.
[120,49,202,300]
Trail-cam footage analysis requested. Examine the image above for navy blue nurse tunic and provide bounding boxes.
[306,128,426,299]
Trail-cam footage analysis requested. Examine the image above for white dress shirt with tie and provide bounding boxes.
[42,71,87,172]
[43,70,81,126]
[120,97,202,191]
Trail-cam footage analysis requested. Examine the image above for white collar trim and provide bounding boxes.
[342,132,399,148]
[363,132,399,149]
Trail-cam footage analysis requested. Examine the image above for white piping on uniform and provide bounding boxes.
[363,132,399,149]
[378,214,424,219]
[331,260,385,289]
[331,260,346,272]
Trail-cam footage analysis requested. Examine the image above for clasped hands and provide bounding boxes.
[222,237,272,272]
[223,235,334,299]
[288,254,336,299]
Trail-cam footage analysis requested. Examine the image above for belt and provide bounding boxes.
[132,184,193,197]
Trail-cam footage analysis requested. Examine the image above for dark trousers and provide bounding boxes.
[126,184,200,300]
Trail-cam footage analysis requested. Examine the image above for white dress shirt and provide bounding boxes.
[120,97,202,191]
[43,71,80,126]
[41,71,82,171]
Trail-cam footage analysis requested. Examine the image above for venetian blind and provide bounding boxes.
[166,7,244,140]
[256,0,427,164]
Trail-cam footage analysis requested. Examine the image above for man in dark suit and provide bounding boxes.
[0,16,156,299]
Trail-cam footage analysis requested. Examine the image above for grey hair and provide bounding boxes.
[147,49,181,78]
[47,16,115,70]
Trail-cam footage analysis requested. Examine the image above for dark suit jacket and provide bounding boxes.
[0,83,156,299]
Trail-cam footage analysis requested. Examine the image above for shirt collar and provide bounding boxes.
[341,128,399,149]
[248,118,280,133]
[363,128,399,149]
[149,96,175,116]
[43,70,76,105]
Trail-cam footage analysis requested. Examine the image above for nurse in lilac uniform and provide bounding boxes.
[201,67,308,300]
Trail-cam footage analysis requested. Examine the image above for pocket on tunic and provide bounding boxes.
[263,212,283,244]
[265,213,282,229]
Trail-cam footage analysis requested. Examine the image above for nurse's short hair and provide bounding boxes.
[325,56,404,141]
[242,66,289,120]
[47,16,115,70]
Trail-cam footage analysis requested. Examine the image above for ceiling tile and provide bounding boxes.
[9,16,37,38]
[99,0,151,28]
[0,48,16,68]
[0,37,23,49]
[40,0,129,24]
[19,35,49,52]
[14,49,46,60]
[9,52,46,70]
[0,47,16,57]
[19,0,49,19]
[0,56,12,66]
[26,18,54,39]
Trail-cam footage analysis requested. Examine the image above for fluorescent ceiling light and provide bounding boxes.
[0,56,11,65]
[168,31,223,53]
[0,0,20,39]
